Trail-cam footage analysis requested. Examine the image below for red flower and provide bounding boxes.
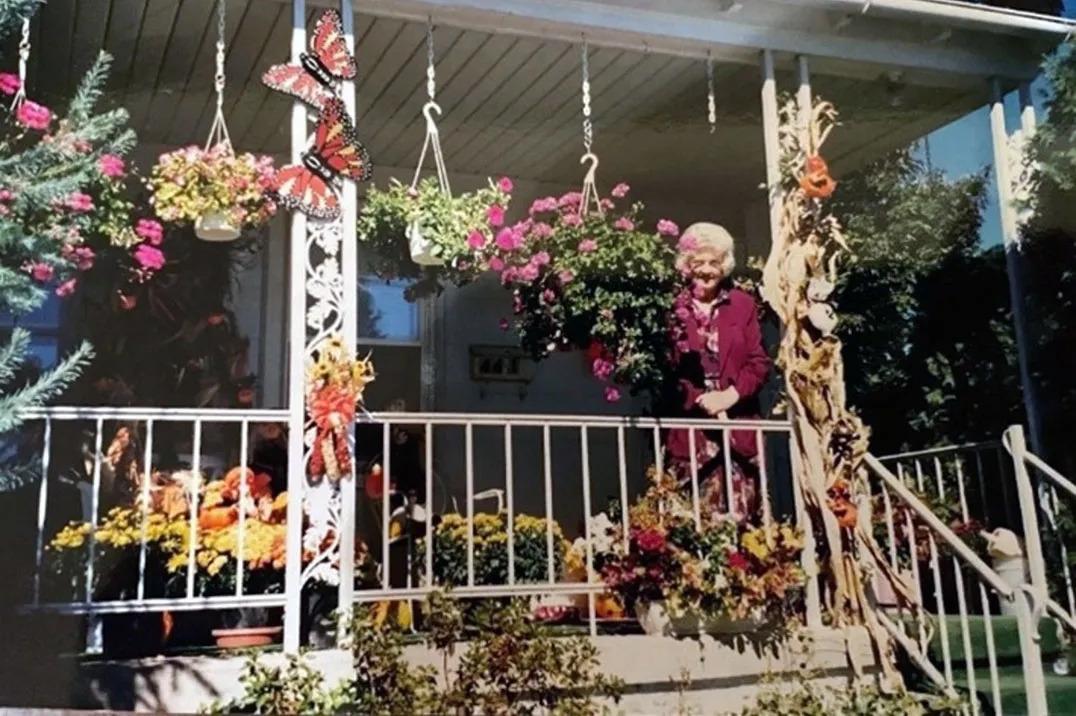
[634,528,666,554]
[727,550,750,572]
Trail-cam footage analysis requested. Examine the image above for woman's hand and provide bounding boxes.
[695,387,739,417]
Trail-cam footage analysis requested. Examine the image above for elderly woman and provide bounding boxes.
[663,222,770,517]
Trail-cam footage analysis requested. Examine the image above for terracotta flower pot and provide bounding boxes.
[195,210,241,242]
[211,625,283,649]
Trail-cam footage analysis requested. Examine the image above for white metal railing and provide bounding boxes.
[17,406,803,644]
[864,443,1048,716]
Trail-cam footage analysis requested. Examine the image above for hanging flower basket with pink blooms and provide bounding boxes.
[356,175,513,300]
[148,145,277,242]
[490,183,681,401]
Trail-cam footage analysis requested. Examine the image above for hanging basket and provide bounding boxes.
[195,209,241,242]
[406,218,443,266]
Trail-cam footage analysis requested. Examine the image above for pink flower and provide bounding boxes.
[16,101,51,131]
[98,154,126,178]
[498,317,510,331]
[512,293,523,313]
[532,251,550,266]
[0,72,20,96]
[557,192,582,209]
[561,213,582,228]
[487,204,505,228]
[600,198,614,211]
[495,228,518,251]
[611,183,630,198]
[604,386,621,403]
[135,218,164,245]
[497,176,514,193]
[64,192,93,213]
[531,222,553,239]
[592,358,614,380]
[542,289,556,304]
[28,263,53,282]
[66,245,94,271]
[55,278,77,297]
[529,197,557,215]
[133,243,166,271]
[578,239,597,253]
[0,189,13,202]
[657,219,679,237]
[677,235,699,252]
[518,263,540,282]
[488,256,505,272]
[558,269,574,284]
[467,230,487,250]
[614,217,634,231]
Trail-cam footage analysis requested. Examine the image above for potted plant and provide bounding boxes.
[593,469,806,636]
[490,183,679,402]
[148,144,277,241]
[356,176,513,299]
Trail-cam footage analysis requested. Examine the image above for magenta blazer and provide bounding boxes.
[664,287,771,461]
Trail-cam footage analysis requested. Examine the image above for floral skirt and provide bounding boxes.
[670,452,760,520]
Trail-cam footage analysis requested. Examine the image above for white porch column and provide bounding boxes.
[760,50,782,253]
[989,78,1043,454]
[283,0,308,654]
[337,0,359,644]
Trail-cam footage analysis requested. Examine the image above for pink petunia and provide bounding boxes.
[488,256,505,272]
[135,218,164,245]
[604,386,621,403]
[497,176,514,193]
[498,317,510,331]
[64,192,93,213]
[558,269,574,284]
[578,239,597,253]
[531,222,553,239]
[529,197,557,215]
[611,182,630,198]
[69,246,94,271]
[133,243,166,271]
[561,213,582,228]
[98,154,126,178]
[518,263,540,282]
[613,217,634,231]
[467,230,487,250]
[0,72,20,96]
[532,251,550,266]
[487,204,505,228]
[16,101,51,131]
[542,288,556,304]
[55,278,77,297]
[28,263,53,283]
[557,192,582,209]
[0,189,13,202]
[592,358,614,380]
[495,228,518,251]
[657,219,679,237]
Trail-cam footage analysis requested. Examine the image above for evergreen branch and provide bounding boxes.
[0,327,30,386]
[0,264,44,315]
[67,52,113,125]
[0,460,38,492]
[0,341,93,432]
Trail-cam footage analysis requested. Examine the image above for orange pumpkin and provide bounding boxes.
[799,154,837,199]
[198,505,238,530]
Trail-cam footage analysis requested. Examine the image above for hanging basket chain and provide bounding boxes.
[579,40,602,217]
[411,17,450,195]
[706,50,716,134]
[204,0,233,153]
[10,17,30,110]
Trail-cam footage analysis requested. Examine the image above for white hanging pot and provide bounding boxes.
[407,218,443,266]
[195,210,241,242]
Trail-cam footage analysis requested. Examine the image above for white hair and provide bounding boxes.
[675,222,736,276]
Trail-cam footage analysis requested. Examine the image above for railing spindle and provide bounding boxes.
[33,417,52,606]
[652,425,663,478]
[900,463,928,651]
[756,430,771,526]
[236,420,248,596]
[687,428,701,529]
[616,426,629,553]
[465,422,474,588]
[505,424,515,586]
[425,422,433,587]
[722,428,734,517]
[918,459,954,688]
[580,425,596,637]
[186,419,202,599]
[543,424,555,585]
[938,458,977,712]
[382,422,392,588]
[85,418,104,604]
[137,419,153,601]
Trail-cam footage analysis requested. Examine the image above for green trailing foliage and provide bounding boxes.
[205,593,623,715]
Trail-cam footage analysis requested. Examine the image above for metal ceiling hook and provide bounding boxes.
[422,101,442,132]
[580,151,599,179]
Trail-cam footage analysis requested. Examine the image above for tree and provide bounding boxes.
[0,1,135,489]
[831,149,1022,453]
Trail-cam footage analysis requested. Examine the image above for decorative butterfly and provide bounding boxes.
[262,9,356,109]
[270,98,372,220]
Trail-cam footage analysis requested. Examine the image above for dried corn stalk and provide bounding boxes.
[761,97,921,690]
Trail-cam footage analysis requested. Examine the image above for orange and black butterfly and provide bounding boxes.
[270,98,371,220]
[262,9,356,109]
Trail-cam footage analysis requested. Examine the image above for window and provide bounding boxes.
[0,292,62,369]
[357,274,426,411]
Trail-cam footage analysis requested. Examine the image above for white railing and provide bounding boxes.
[867,426,1050,715]
[16,406,804,645]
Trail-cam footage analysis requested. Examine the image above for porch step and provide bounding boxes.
[924,616,1076,714]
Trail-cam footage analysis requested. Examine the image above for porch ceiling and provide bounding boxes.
[20,1,1015,200]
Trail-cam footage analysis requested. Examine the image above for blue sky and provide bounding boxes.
[924,1,1072,247]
